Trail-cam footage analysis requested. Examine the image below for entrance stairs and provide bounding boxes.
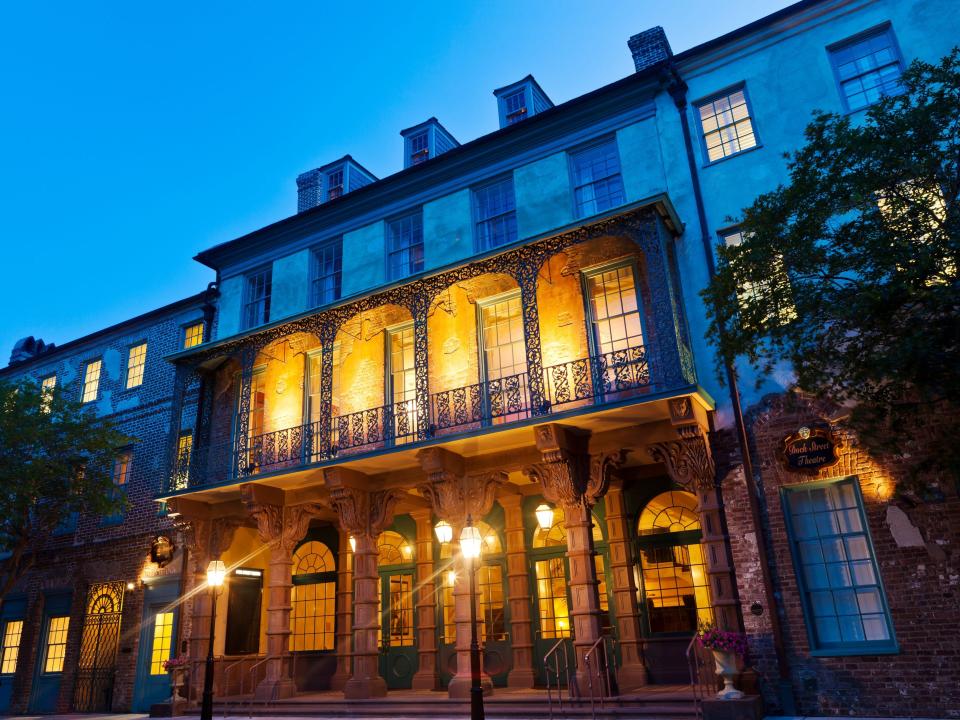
[207,685,699,720]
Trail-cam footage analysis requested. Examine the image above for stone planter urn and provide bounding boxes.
[167,666,188,703]
[711,650,744,700]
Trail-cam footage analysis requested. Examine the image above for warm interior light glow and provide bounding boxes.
[349,535,357,553]
[401,544,413,559]
[446,569,457,587]
[206,560,226,587]
[434,519,453,544]
[460,524,482,559]
[535,503,555,531]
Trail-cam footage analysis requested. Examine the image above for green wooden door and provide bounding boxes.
[379,571,417,688]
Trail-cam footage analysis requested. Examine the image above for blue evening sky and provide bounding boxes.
[0,0,790,357]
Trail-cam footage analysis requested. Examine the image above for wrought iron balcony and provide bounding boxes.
[165,342,685,495]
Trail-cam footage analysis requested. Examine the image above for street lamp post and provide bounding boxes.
[460,517,485,720]
[200,560,226,720]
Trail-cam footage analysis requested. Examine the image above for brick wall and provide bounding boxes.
[723,392,960,717]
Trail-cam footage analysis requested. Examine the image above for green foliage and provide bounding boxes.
[703,50,960,484]
[0,378,132,598]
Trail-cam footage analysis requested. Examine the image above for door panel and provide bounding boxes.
[0,596,26,713]
[532,556,574,687]
[29,591,73,714]
[379,572,416,689]
[132,579,181,712]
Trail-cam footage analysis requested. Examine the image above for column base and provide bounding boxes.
[506,667,537,689]
[411,668,441,691]
[447,673,493,699]
[329,669,350,692]
[344,674,388,699]
[615,661,648,692]
[254,677,297,702]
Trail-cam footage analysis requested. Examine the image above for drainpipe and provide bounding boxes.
[662,65,795,713]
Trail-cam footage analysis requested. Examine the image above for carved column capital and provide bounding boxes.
[416,448,504,529]
[524,425,624,509]
[648,426,716,491]
[328,485,400,539]
[174,514,243,566]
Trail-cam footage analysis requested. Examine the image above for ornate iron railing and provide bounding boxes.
[168,343,673,493]
[431,371,530,434]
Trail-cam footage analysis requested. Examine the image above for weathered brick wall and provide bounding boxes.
[723,392,960,717]
[0,295,204,713]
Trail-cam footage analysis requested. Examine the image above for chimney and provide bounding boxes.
[296,156,377,213]
[9,336,55,366]
[628,27,673,73]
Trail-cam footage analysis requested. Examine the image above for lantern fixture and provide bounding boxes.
[434,519,453,544]
[206,560,226,587]
[401,544,413,560]
[535,503,555,531]
[446,569,457,587]
[460,523,482,560]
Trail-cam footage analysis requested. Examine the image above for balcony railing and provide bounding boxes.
[166,343,680,493]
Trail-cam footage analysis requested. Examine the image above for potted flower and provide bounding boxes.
[696,623,748,699]
[163,655,190,703]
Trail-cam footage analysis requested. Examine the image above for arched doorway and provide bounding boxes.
[290,531,338,691]
[528,503,612,686]
[377,525,417,688]
[635,490,711,683]
[437,518,511,687]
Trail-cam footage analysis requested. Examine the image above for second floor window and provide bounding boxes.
[409,131,429,165]
[183,322,204,349]
[126,343,147,389]
[475,177,518,250]
[244,267,272,329]
[571,138,625,218]
[82,360,101,403]
[697,87,758,162]
[41,375,56,411]
[326,169,344,200]
[387,212,424,281]
[829,26,903,112]
[311,239,343,307]
[113,450,132,487]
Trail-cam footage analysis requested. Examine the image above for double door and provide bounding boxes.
[379,570,416,688]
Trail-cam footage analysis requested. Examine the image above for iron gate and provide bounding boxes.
[72,582,125,712]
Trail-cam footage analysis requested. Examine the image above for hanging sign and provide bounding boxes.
[150,535,176,567]
[780,426,840,474]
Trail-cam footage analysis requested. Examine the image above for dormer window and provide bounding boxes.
[326,169,344,200]
[503,90,527,125]
[493,75,553,129]
[409,132,430,166]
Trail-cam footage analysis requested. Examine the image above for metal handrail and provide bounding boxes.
[221,657,251,716]
[584,635,618,720]
[686,634,716,719]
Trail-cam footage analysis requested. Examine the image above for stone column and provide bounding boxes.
[411,509,440,690]
[330,529,353,691]
[524,424,625,696]
[168,506,242,703]
[242,485,326,701]
[325,468,400,699]
[500,493,536,688]
[649,426,739,632]
[415,447,505,699]
[604,480,647,689]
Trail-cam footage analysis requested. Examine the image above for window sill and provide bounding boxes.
[809,644,900,658]
[702,143,764,169]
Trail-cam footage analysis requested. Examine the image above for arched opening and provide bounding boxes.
[635,490,711,683]
[290,540,337,652]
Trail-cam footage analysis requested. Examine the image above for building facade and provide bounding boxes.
[2,1,957,716]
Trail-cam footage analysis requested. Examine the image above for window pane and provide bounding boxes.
[571,139,624,218]
[126,343,147,389]
[697,87,758,161]
[0,620,23,674]
[830,28,903,111]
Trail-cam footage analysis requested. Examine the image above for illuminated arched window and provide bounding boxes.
[532,505,604,548]
[377,530,414,565]
[636,491,711,633]
[290,540,336,651]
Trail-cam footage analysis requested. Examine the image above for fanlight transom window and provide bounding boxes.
[532,504,603,548]
[378,530,414,565]
[638,491,700,536]
[294,540,335,576]
[290,540,336,652]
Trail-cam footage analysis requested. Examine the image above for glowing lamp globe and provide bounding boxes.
[434,519,453,544]
[460,524,483,559]
[348,535,357,553]
[206,560,226,587]
[535,503,555,531]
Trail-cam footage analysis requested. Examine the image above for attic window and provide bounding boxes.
[327,169,344,200]
[504,90,527,124]
[409,132,429,165]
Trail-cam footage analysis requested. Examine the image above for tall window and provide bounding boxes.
[387,212,424,281]
[125,343,147,389]
[0,620,23,674]
[585,263,645,355]
[82,360,102,403]
[697,86,758,162]
[183,322,205,349]
[173,432,192,490]
[829,26,903,112]
[409,131,429,165]
[480,293,528,422]
[244,371,267,472]
[306,347,341,422]
[503,90,527,124]
[113,451,132,487]
[326,168,344,200]
[41,375,56,412]
[149,612,174,675]
[387,325,416,442]
[43,616,70,673]
[311,239,343,307]
[290,540,337,652]
[637,491,712,633]
[243,267,272,329]
[783,477,896,654]
[475,177,518,250]
[570,138,625,218]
